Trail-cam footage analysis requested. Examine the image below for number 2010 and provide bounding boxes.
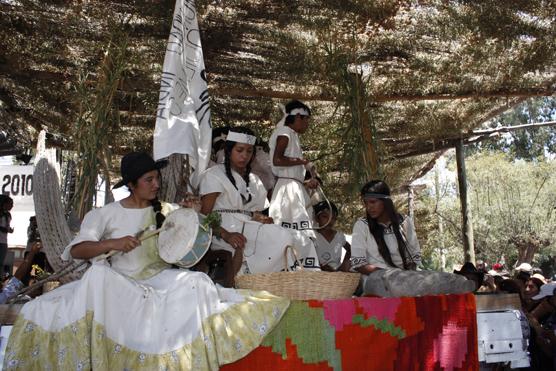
[2,174,33,196]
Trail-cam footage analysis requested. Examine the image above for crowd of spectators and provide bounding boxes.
[460,260,556,370]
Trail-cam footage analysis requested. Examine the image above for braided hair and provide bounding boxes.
[360,180,409,270]
[224,127,257,204]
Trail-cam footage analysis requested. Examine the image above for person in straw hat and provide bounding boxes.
[350,180,477,297]
[3,151,289,370]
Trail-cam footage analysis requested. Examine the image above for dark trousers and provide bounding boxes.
[0,242,8,279]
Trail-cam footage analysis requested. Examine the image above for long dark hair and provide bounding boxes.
[224,127,257,203]
[360,180,409,269]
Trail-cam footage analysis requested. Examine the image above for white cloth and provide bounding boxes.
[4,201,289,370]
[153,0,212,188]
[269,178,315,235]
[200,166,295,274]
[314,231,346,270]
[269,125,305,182]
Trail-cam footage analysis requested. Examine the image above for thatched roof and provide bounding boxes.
[1,0,555,190]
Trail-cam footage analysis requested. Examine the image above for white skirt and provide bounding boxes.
[3,264,289,370]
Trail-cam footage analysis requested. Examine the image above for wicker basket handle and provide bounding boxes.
[284,245,303,272]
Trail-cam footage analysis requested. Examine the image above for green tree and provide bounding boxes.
[472,97,556,160]
[418,152,556,274]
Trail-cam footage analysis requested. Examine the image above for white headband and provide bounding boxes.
[288,107,310,117]
[227,131,257,145]
[276,104,310,128]
[212,133,227,144]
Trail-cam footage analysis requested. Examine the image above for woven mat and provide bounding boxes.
[222,293,478,371]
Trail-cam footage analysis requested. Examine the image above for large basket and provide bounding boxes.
[234,246,360,300]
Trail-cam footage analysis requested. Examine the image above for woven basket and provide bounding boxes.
[235,246,360,300]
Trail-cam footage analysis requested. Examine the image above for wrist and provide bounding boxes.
[101,240,114,253]
[218,228,229,241]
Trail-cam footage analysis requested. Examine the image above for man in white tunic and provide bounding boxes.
[269,100,320,270]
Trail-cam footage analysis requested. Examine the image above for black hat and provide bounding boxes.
[113,152,167,189]
[313,200,338,216]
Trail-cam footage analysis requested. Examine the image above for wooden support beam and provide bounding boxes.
[455,139,475,264]
[391,120,556,159]
[214,86,555,103]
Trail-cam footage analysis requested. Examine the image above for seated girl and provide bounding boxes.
[313,201,351,272]
[3,152,288,370]
[200,128,306,284]
[350,180,476,297]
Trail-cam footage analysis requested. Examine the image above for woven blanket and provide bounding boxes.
[222,293,478,371]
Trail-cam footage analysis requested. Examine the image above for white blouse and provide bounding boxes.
[62,201,177,280]
[350,216,422,271]
[269,125,305,182]
[314,231,347,270]
[200,165,268,251]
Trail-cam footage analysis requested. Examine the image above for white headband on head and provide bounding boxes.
[288,107,310,117]
[212,133,227,144]
[227,131,257,145]
[276,104,310,128]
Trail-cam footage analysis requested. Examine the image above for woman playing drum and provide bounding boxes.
[3,152,289,370]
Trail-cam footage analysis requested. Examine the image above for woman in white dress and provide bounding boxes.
[268,100,320,270]
[350,180,476,297]
[3,152,289,370]
[200,128,300,282]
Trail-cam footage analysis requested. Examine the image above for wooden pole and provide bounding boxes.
[212,86,555,103]
[407,186,415,220]
[455,139,475,264]
[434,165,446,272]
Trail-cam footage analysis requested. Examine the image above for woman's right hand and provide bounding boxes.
[108,236,141,253]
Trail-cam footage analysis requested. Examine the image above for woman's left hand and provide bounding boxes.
[179,193,201,212]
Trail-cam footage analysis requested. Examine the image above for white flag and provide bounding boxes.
[153,0,211,187]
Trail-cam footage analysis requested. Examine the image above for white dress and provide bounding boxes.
[314,231,347,270]
[268,126,320,270]
[3,201,289,370]
[200,165,311,273]
[350,217,474,297]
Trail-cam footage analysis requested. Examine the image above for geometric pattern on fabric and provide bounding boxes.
[222,293,478,371]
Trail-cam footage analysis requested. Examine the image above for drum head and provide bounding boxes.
[158,208,201,264]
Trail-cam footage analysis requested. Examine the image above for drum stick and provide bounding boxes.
[97,221,175,260]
